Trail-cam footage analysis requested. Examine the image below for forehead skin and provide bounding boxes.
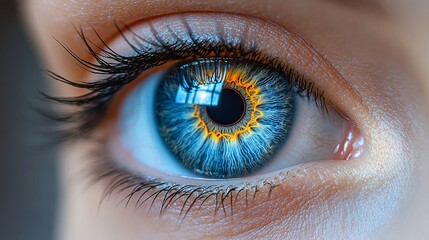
[21,0,429,239]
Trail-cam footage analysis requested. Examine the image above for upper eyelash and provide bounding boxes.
[41,22,328,142]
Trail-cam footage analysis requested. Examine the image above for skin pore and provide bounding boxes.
[22,0,429,239]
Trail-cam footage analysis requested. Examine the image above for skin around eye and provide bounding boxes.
[23,0,425,237]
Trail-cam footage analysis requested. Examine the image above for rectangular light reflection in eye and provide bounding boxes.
[175,81,224,106]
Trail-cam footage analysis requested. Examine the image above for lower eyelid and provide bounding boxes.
[87,151,389,239]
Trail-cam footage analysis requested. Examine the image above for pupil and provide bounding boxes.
[206,88,245,125]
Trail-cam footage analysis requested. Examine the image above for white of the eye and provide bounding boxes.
[253,99,344,175]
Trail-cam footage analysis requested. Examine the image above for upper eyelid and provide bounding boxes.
[57,13,371,132]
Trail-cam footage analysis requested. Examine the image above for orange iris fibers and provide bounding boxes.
[193,70,264,142]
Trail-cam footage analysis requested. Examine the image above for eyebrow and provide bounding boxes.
[322,0,387,17]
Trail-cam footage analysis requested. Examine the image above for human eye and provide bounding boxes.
[48,11,363,219]
[37,6,417,239]
[119,56,353,180]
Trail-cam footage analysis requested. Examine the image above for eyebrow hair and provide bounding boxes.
[322,0,387,17]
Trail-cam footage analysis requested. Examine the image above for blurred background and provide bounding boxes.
[0,0,57,239]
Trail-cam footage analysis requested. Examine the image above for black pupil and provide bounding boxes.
[206,89,245,125]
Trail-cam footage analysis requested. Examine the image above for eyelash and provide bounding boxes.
[41,22,330,217]
[88,150,284,219]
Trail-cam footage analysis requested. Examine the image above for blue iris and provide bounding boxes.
[155,58,295,178]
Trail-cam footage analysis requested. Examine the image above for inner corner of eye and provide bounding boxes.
[332,123,364,161]
[113,57,364,182]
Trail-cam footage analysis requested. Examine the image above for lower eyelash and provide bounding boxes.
[86,148,287,219]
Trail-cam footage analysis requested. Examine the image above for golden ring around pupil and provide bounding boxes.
[193,70,264,142]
